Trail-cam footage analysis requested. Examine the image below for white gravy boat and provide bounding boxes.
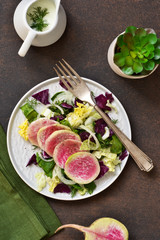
[14,0,67,57]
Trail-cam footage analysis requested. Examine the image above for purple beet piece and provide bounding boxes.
[59,80,72,90]
[79,131,90,141]
[41,151,52,159]
[54,183,71,194]
[96,161,109,179]
[32,89,50,105]
[26,154,37,167]
[50,115,65,121]
[94,118,107,136]
[74,98,83,107]
[105,91,114,103]
[119,149,128,160]
[95,94,111,111]
[109,129,114,137]
[79,131,95,142]
[61,102,73,109]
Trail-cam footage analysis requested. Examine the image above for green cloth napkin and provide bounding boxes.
[0,125,61,240]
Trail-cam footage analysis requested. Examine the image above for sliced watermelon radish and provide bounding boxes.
[27,118,56,146]
[55,217,129,240]
[65,152,100,184]
[45,130,81,157]
[53,139,83,168]
[37,124,70,150]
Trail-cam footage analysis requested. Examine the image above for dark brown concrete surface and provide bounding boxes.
[0,0,160,239]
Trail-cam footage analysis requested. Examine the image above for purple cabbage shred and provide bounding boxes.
[119,149,128,160]
[41,151,52,159]
[96,161,109,179]
[74,98,83,107]
[95,94,111,111]
[105,92,114,103]
[61,102,73,109]
[50,115,65,121]
[54,183,71,194]
[79,131,94,142]
[32,89,50,105]
[59,80,71,90]
[79,131,90,141]
[94,118,107,136]
[26,154,37,167]
[109,129,114,137]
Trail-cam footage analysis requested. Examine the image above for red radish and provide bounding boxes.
[37,124,70,150]
[65,152,100,184]
[55,217,129,240]
[45,130,81,157]
[53,139,83,168]
[27,118,56,146]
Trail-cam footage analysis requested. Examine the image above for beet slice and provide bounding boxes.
[27,118,56,146]
[65,152,100,184]
[53,139,83,169]
[45,130,81,157]
[55,217,129,240]
[37,124,70,150]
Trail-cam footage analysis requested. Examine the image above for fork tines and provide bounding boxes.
[54,59,82,92]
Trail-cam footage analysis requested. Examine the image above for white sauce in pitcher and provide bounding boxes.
[27,0,56,32]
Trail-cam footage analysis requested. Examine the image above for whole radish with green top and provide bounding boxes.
[55,217,129,240]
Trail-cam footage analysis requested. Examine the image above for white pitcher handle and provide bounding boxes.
[18,30,37,57]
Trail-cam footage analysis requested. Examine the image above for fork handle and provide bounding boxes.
[94,105,154,172]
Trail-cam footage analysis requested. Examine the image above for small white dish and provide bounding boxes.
[13,0,67,57]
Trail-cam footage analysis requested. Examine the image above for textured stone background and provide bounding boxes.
[0,1,160,239]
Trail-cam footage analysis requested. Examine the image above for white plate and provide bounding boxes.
[7,77,131,201]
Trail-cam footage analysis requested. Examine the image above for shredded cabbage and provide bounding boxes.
[56,166,75,185]
[66,103,93,128]
[103,157,121,172]
[79,125,100,150]
[41,108,54,118]
[35,172,46,192]
[102,126,110,140]
[47,176,60,192]
[106,100,118,113]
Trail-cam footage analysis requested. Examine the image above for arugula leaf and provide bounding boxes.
[71,187,77,198]
[110,135,123,154]
[36,153,55,178]
[84,181,96,194]
[96,133,112,148]
[71,184,84,198]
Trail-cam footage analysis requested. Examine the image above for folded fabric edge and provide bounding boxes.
[0,124,61,238]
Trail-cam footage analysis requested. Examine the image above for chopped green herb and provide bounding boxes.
[26,98,39,108]
[112,119,118,124]
[27,7,49,32]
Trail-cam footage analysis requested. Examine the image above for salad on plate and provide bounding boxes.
[18,80,128,198]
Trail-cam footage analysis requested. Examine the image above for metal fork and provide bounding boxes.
[54,59,154,172]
